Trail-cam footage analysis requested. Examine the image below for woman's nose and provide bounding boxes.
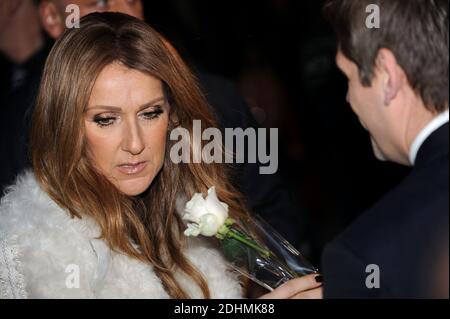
[122,119,145,155]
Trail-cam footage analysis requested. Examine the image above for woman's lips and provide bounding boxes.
[117,162,148,175]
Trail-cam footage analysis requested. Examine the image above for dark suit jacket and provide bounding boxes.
[322,123,449,298]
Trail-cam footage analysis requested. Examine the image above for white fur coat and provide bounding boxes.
[0,171,243,299]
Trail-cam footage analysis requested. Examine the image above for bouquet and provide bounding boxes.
[183,187,318,291]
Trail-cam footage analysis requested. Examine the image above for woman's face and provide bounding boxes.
[84,63,170,196]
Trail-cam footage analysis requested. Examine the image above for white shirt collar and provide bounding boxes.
[409,110,449,165]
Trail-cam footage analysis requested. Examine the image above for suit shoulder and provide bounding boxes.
[338,161,448,247]
[324,164,448,298]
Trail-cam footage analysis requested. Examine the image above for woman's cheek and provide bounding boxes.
[146,118,169,164]
[85,125,122,173]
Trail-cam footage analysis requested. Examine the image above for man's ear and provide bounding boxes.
[376,48,404,106]
[39,1,64,39]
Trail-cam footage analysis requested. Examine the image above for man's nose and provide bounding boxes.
[122,119,145,155]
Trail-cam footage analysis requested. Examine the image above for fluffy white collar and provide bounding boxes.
[0,171,242,299]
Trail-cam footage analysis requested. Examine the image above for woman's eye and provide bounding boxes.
[141,109,163,120]
[94,116,116,127]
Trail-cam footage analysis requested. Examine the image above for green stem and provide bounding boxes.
[226,228,271,259]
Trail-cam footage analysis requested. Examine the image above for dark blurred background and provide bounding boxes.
[142,0,410,265]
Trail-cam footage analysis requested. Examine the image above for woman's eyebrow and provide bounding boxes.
[87,105,122,112]
[137,97,166,112]
[87,96,166,112]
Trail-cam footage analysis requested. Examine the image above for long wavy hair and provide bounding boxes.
[31,12,249,299]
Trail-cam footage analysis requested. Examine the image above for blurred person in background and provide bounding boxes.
[0,0,45,195]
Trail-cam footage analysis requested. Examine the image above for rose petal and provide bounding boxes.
[198,214,221,237]
[183,187,230,237]
[184,223,201,237]
[184,193,208,219]
[205,187,228,225]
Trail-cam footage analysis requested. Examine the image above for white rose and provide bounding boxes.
[183,187,229,237]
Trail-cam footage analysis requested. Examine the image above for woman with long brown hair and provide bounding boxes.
[0,12,322,299]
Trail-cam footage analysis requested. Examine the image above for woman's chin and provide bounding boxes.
[116,175,153,197]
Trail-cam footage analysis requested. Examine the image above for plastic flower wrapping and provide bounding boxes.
[183,187,318,291]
